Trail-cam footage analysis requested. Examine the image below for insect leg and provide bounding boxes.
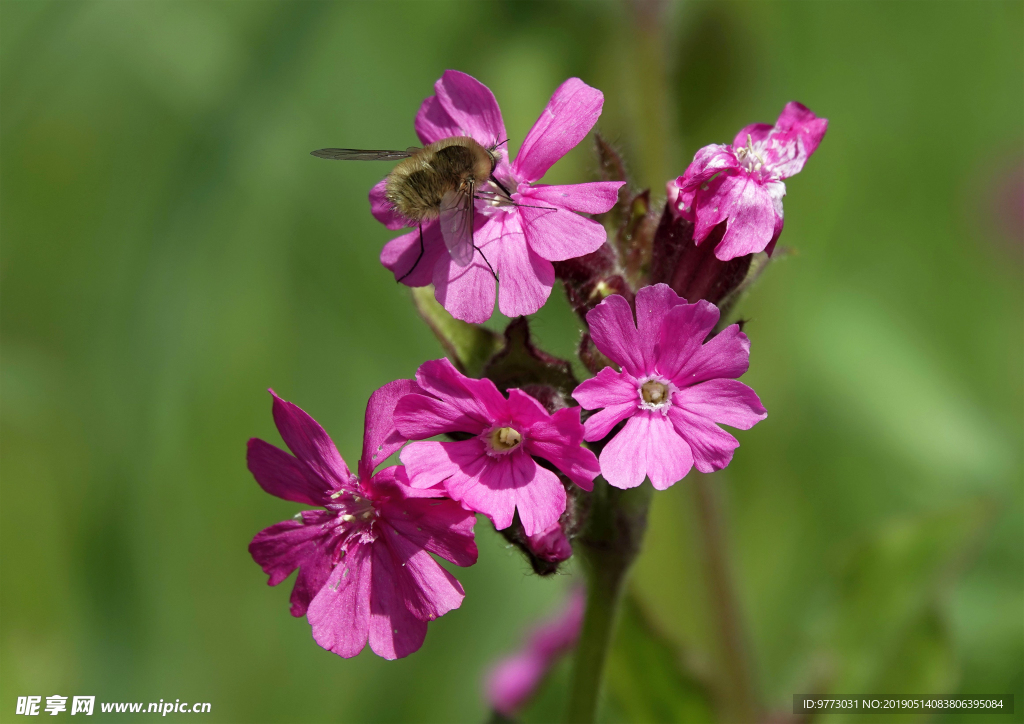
[396,223,426,284]
[467,191,498,282]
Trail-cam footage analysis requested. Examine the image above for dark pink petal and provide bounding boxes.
[430,70,507,147]
[394,392,487,440]
[412,358,508,425]
[582,403,636,442]
[526,521,573,563]
[765,101,828,178]
[572,366,635,410]
[432,243,498,323]
[380,222,448,287]
[600,412,693,490]
[380,496,478,566]
[369,178,409,230]
[270,391,354,490]
[525,407,599,491]
[586,293,645,376]
[694,174,777,260]
[512,78,604,183]
[379,527,466,620]
[363,464,447,499]
[307,543,372,658]
[678,144,738,189]
[506,388,551,429]
[518,181,624,214]
[415,95,462,145]
[674,379,766,430]
[496,224,555,317]
[359,379,418,480]
[367,571,427,660]
[400,439,486,490]
[674,323,751,386]
[451,451,564,536]
[516,204,608,262]
[246,438,327,505]
[635,283,689,367]
[249,513,335,618]
[732,123,774,149]
[667,406,739,473]
[654,300,721,383]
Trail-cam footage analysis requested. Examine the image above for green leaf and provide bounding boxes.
[411,286,502,377]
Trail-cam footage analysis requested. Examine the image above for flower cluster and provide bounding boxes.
[248,69,824,661]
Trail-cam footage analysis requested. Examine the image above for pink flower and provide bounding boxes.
[485,587,586,716]
[668,102,827,260]
[376,70,624,323]
[394,358,600,537]
[247,382,477,660]
[526,520,573,564]
[571,284,767,490]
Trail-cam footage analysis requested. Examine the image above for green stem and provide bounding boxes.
[564,481,653,723]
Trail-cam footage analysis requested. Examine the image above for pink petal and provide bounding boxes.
[525,521,573,563]
[363,464,447,499]
[496,224,555,317]
[413,358,508,424]
[694,174,778,260]
[525,407,599,491]
[517,181,624,214]
[732,123,774,149]
[394,392,488,439]
[586,293,645,376]
[487,652,547,716]
[765,101,828,178]
[506,388,552,429]
[359,379,418,480]
[674,379,766,430]
[248,513,335,617]
[429,70,507,147]
[516,204,608,262]
[512,78,604,183]
[582,402,636,442]
[667,405,739,474]
[634,283,688,366]
[399,439,483,490]
[380,222,448,288]
[369,178,409,230]
[380,496,478,567]
[307,543,372,658]
[270,390,354,490]
[654,300,721,383]
[674,323,751,386]
[246,438,328,506]
[432,241,498,323]
[367,540,428,660]
[451,451,564,536]
[572,366,636,410]
[415,95,462,145]
[379,528,466,620]
[599,412,693,490]
[678,144,739,189]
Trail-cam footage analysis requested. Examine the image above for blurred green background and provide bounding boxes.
[2,1,1021,722]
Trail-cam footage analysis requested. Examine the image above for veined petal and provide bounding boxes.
[732,123,774,149]
[367,557,428,661]
[586,294,645,376]
[496,225,555,317]
[270,391,354,491]
[655,301,721,383]
[247,438,329,505]
[516,204,608,262]
[674,379,766,430]
[695,174,777,260]
[380,222,448,288]
[307,543,372,659]
[674,323,751,386]
[399,439,487,490]
[678,144,739,189]
[415,95,461,145]
[667,405,739,474]
[525,407,599,491]
[635,283,688,367]
[379,528,466,621]
[518,182,623,214]
[572,366,636,410]
[582,403,636,442]
[764,101,828,178]
[380,496,478,567]
[431,70,507,148]
[359,379,418,479]
[432,238,498,323]
[394,392,488,439]
[248,513,335,618]
[599,412,693,490]
[413,358,508,424]
[513,78,603,183]
[370,178,409,230]
[506,388,551,429]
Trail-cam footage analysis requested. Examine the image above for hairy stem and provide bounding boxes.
[693,475,761,723]
[564,480,652,723]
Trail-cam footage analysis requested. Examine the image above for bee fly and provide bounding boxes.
[312,136,553,282]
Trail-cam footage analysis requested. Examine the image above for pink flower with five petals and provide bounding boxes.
[571,284,767,490]
[247,382,477,660]
[375,70,624,323]
[667,101,828,260]
[394,358,600,537]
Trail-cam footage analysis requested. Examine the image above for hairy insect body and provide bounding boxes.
[385,136,496,223]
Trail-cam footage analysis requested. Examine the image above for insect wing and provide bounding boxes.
[310,148,415,160]
[439,185,476,267]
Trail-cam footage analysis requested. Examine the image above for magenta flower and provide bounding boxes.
[526,520,573,564]
[485,587,586,716]
[376,70,624,323]
[668,101,828,260]
[571,284,767,490]
[394,358,600,537]
[247,382,477,660]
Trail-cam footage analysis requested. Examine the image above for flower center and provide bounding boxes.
[637,377,675,413]
[488,426,522,452]
[734,133,767,174]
